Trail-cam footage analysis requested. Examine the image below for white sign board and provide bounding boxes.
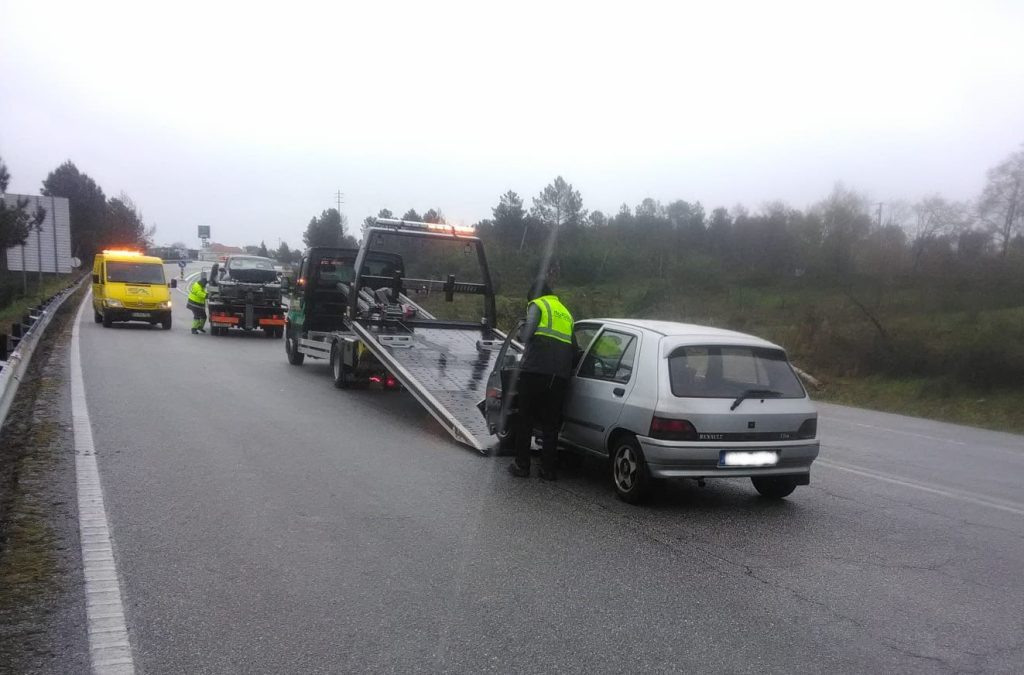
[3,194,73,273]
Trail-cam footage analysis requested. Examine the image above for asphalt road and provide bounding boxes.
[72,266,1023,674]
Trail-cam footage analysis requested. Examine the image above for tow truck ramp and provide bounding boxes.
[349,321,507,452]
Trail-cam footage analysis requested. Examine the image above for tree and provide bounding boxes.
[0,156,41,256]
[909,195,971,273]
[258,240,269,257]
[401,209,422,222]
[814,184,872,276]
[41,161,107,261]
[588,210,607,227]
[104,193,150,250]
[423,208,444,224]
[531,177,587,229]
[378,208,394,219]
[635,198,663,219]
[275,240,292,261]
[492,190,526,248]
[303,208,351,248]
[979,145,1024,257]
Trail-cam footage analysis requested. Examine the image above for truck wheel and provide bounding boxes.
[751,476,798,500]
[286,329,304,365]
[331,344,351,389]
[94,310,102,324]
[610,435,652,504]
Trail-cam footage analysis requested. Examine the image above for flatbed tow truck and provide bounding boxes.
[283,219,520,453]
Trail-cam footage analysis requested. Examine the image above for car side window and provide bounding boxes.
[574,325,600,352]
[578,330,637,383]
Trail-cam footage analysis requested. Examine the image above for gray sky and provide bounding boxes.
[2,0,1022,249]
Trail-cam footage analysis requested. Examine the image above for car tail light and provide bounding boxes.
[385,376,398,389]
[796,418,817,439]
[369,375,382,384]
[649,416,698,441]
[486,387,500,399]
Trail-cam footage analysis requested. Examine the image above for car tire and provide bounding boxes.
[610,435,651,504]
[751,476,798,499]
[102,313,113,328]
[286,329,304,365]
[93,310,102,324]
[162,315,172,330]
[497,422,517,454]
[331,343,352,389]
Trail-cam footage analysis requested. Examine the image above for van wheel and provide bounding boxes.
[162,315,172,330]
[331,344,351,389]
[286,329,304,365]
[751,476,798,499]
[94,310,102,324]
[610,435,651,504]
[102,313,113,328]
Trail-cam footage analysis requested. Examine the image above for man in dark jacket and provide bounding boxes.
[508,280,575,480]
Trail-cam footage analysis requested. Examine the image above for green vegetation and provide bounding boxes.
[0,273,76,331]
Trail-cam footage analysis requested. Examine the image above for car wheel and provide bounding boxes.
[496,422,517,454]
[93,310,102,324]
[286,329,305,365]
[751,476,798,499]
[102,313,113,328]
[330,344,350,389]
[610,435,651,504]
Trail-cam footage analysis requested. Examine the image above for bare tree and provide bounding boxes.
[909,195,971,272]
[978,145,1024,257]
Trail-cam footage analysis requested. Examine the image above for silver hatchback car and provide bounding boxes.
[484,319,819,503]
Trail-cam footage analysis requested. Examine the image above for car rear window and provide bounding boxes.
[667,345,805,398]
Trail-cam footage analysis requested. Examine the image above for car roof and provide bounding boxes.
[585,318,784,351]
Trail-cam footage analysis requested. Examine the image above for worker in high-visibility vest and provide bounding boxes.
[508,279,575,481]
[187,271,209,335]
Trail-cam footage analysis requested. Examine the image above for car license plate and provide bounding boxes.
[131,312,150,318]
[719,450,779,467]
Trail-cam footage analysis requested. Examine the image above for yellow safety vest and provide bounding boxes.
[187,281,207,304]
[530,294,573,344]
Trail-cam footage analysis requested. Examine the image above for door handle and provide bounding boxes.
[613,387,625,397]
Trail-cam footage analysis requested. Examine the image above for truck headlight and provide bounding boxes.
[105,299,123,308]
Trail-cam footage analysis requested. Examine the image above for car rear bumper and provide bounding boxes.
[638,436,819,479]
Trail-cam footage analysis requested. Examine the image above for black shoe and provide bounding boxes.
[507,463,529,478]
[538,468,558,482]
[191,328,198,334]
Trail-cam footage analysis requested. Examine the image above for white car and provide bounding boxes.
[484,319,820,503]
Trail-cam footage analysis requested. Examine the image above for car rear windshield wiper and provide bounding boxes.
[730,389,783,411]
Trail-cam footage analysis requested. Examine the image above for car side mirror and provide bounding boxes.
[169,279,177,289]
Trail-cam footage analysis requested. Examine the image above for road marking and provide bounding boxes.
[71,292,136,675]
[817,459,1024,517]
[820,416,968,446]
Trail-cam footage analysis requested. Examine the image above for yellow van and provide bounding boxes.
[92,250,176,329]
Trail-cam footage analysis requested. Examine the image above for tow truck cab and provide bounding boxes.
[285,247,405,335]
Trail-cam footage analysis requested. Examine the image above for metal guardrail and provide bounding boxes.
[0,276,87,433]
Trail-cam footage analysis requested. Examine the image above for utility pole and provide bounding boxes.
[877,202,883,229]
[335,190,345,237]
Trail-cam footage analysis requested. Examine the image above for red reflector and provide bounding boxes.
[385,376,397,388]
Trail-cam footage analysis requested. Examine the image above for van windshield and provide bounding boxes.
[668,345,805,398]
[106,261,165,284]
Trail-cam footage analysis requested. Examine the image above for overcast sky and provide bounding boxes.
[2,0,1022,249]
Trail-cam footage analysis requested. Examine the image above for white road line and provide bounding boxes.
[816,459,1024,517]
[71,292,136,675]
[820,416,968,446]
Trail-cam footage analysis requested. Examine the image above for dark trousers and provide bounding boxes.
[514,372,568,472]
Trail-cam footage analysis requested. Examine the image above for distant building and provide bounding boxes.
[3,194,73,273]
[199,243,244,261]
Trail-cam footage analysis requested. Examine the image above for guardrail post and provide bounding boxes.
[0,334,7,362]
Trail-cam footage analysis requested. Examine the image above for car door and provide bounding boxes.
[562,326,641,454]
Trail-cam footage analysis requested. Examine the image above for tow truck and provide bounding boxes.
[283,218,520,452]
[206,255,287,337]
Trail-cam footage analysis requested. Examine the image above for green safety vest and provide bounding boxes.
[530,294,573,344]
[187,280,207,304]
